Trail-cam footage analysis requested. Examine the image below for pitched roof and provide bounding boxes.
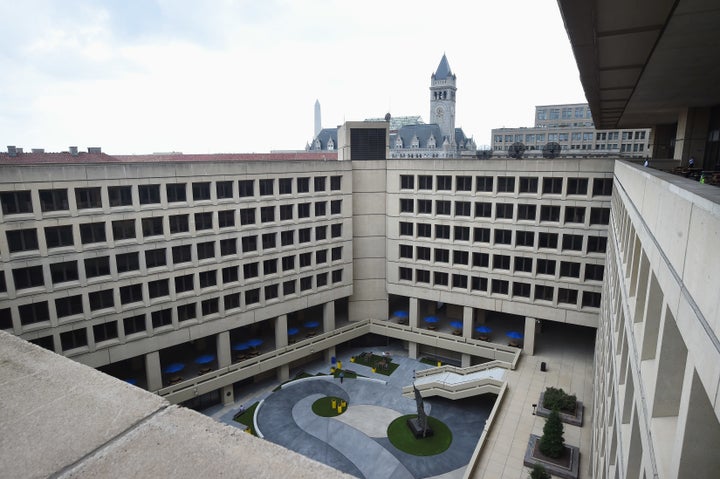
[433,54,453,80]
[394,124,444,148]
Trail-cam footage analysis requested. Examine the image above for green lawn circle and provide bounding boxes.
[311,396,347,417]
[387,415,452,456]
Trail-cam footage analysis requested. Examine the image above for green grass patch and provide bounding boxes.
[420,357,442,366]
[387,415,452,456]
[311,396,348,417]
[351,353,399,376]
[232,401,259,435]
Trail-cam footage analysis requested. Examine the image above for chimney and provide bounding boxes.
[69,146,78,156]
[31,148,45,154]
[88,147,102,154]
[7,146,17,157]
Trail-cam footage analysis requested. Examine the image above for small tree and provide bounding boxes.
[539,409,565,458]
[529,464,551,479]
[543,387,577,413]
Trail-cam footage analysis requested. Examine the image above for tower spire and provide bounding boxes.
[314,99,322,137]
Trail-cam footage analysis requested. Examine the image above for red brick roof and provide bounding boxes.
[0,151,338,165]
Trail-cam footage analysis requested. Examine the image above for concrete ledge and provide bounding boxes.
[536,392,584,427]
[523,434,580,479]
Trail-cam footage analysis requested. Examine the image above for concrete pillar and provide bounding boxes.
[674,107,710,165]
[324,346,336,366]
[461,354,471,368]
[145,351,162,392]
[408,341,418,359]
[277,364,290,383]
[523,317,536,355]
[217,331,231,368]
[221,385,234,405]
[323,301,335,332]
[409,297,419,329]
[463,306,474,339]
[275,314,288,349]
[476,309,486,324]
[650,124,677,160]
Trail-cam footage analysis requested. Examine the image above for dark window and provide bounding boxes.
[493,254,511,270]
[259,179,274,196]
[123,314,146,335]
[330,176,342,191]
[542,177,563,194]
[196,241,215,260]
[455,201,471,216]
[279,178,292,194]
[297,177,310,193]
[260,206,275,223]
[567,178,588,195]
[39,189,69,212]
[434,248,449,263]
[416,246,431,261]
[83,256,111,280]
[175,274,194,293]
[514,257,533,272]
[60,329,87,351]
[400,199,413,213]
[1,190,32,214]
[495,203,514,219]
[517,204,537,220]
[120,284,143,304]
[400,175,414,189]
[138,185,160,205]
[475,202,492,218]
[283,280,296,295]
[172,245,192,264]
[582,291,601,308]
[474,227,490,243]
[565,206,586,224]
[299,252,312,268]
[108,186,132,207]
[314,176,326,192]
[417,199,432,214]
[298,203,311,218]
[242,235,258,252]
[178,303,197,322]
[299,227,311,243]
[535,285,554,301]
[585,264,605,281]
[13,266,44,289]
[314,201,326,216]
[222,266,239,284]
[399,244,413,259]
[195,212,213,230]
[560,261,581,278]
[331,269,343,283]
[240,208,255,225]
[56,295,83,318]
[148,279,169,299]
[456,176,472,191]
[145,248,166,268]
[453,250,469,265]
[497,176,515,193]
[476,176,493,192]
[114,252,138,274]
[50,261,78,284]
[399,267,412,281]
[400,222,413,236]
[330,200,342,215]
[166,183,187,203]
[434,272,448,286]
[589,207,610,225]
[316,249,327,264]
[538,232,558,249]
[19,302,50,325]
[519,177,538,193]
[418,175,433,190]
[540,205,560,222]
[491,279,509,294]
[416,269,430,283]
[243,262,259,279]
[151,309,172,328]
[558,288,578,305]
[280,204,293,220]
[452,274,468,288]
[216,181,233,199]
[562,234,584,251]
[516,231,535,247]
[437,175,452,190]
[199,270,217,288]
[0,272,5,293]
[142,217,163,237]
[224,293,240,310]
[436,200,451,215]
[238,180,254,197]
[331,223,342,238]
[435,224,450,239]
[494,229,512,245]
[473,252,489,268]
[454,226,470,241]
[89,289,114,310]
[75,187,102,209]
[112,220,135,241]
[265,283,280,299]
[7,229,38,252]
[169,214,189,234]
[280,230,294,246]
[587,236,608,253]
[264,258,278,275]
[471,276,487,291]
[315,225,327,240]
[192,182,211,201]
[592,178,613,197]
[218,210,235,228]
[331,246,342,261]
[536,259,556,276]
[300,276,312,291]
[513,282,531,298]
[262,233,276,250]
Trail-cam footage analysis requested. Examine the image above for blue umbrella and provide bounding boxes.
[287,327,299,336]
[475,325,492,334]
[507,331,524,339]
[232,342,250,351]
[424,316,439,324]
[393,310,409,319]
[195,354,215,365]
[247,338,264,348]
[163,362,185,374]
[450,320,464,329]
[304,321,320,329]
[124,378,138,385]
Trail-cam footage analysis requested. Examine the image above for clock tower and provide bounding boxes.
[429,54,457,146]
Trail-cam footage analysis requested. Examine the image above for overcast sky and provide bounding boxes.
[1,0,586,155]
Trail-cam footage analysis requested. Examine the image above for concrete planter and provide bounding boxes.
[536,392,583,427]
[524,434,579,479]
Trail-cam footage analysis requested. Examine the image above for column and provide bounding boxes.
[324,346,336,367]
[409,297,419,329]
[463,306,474,339]
[277,364,290,383]
[408,341,418,360]
[674,107,710,165]
[217,331,231,368]
[461,354,471,368]
[524,317,536,355]
[323,301,335,332]
[145,351,162,392]
[275,314,288,349]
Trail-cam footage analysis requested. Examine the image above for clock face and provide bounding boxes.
[435,106,444,119]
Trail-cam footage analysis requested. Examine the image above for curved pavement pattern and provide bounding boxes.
[255,376,492,479]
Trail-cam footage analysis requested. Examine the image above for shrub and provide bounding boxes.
[529,464,551,479]
[538,409,565,458]
[543,387,577,413]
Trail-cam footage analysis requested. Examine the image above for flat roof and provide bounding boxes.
[0,151,338,165]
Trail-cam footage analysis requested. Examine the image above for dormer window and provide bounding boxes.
[327,138,335,150]
[427,134,436,149]
[313,138,321,150]
[411,135,420,149]
[395,137,404,148]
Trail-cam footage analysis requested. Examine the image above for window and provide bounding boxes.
[565,206,586,224]
[495,203,514,219]
[400,175,414,190]
[493,254,511,270]
[265,283,280,299]
[89,289,114,311]
[7,229,38,252]
[436,175,452,190]
[567,178,588,195]
[175,274,194,293]
[400,222,414,236]
[516,231,535,247]
[178,304,197,322]
[114,253,138,274]
[473,252,489,268]
[418,175,433,190]
[281,255,295,271]
[0,273,5,294]
[192,182,211,201]
[242,235,258,252]
[582,291,601,308]
[434,272,448,286]
[519,177,538,193]
[331,269,343,283]
[536,259,556,276]
[199,270,217,288]
[145,248,166,268]
[331,246,342,261]
[314,201,326,217]
[316,249,327,264]
[298,203,311,218]
[330,200,341,215]
[517,204,536,221]
[238,180,254,197]
[494,229,512,245]
[453,250,469,265]
[50,261,78,284]
[260,206,275,223]
[13,266,44,289]
[562,234,583,251]
[476,176,493,192]
[455,201,471,217]
[560,261,581,278]
[218,210,235,228]
[434,248,449,263]
[297,177,310,193]
[192,212,212,231]
[558,288,578,305]
[513,282,531,298]
[279,178,293,194]
[542,177,563,194]
[60,329,87,351]
[435,225,450,239]
[452,274,467,289]
[166,184,187,203]
[240,208,255,225]
[514,257,533,273]
[589,207,610,225]
[148,279,169,299]
[172,245,192,264]
[283,280,296,295]
[455,176,472,191]
[151,309,172,328]
[1,190,32,214]
[138,185,160,205]
[416,269,430,283]
[112,220,135,241]
[417,199,432,214]
[169,214,189,234]
[263,258,278,275]
[416,246,431,261]
[454,226,470,241]
[497,176,515,193]
[197,241,214,260]
[491,279,509,295]
[538,232,558,249]
[587,236,607,253]
[535,285,554,301]
[74,187,101,209]
[216,181,233,199]
[475,202,492,218]
[280,204,293,220]
[123,314,146,335]
[224,293,240,311]
[299,227,311,243]
[400,199,414,213]
[299,252,312,268]
[540,205,560,222]
[471,276,487,291]
[300,276,312,291]
[399,245,413,259]
[474,227,490,243]
[436,200,451,215]
[585,264,605,281]
[399,267,413,281]
[142,217,164,237]
[56,295,83,318]
[39,189,69,212]
[222,266,239,284]
[120,284,143,304]
[280,230,294,246]
[108,186,132,207]
[592,178,613,197]
[313,176,326,192]
[259,179,274,196]
[19,302,50,325]
[331,223,342,238]
[261,233,276,250]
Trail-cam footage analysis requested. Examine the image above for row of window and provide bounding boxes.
[0,269,344,346]
[397,244,605,280]
[494,131,646,143]
[397,267,602,308]
[399,175,613,196]
[6,220,344,254]
[0,175,343,215]
[397,222,607,253]
[537,106,591,121]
